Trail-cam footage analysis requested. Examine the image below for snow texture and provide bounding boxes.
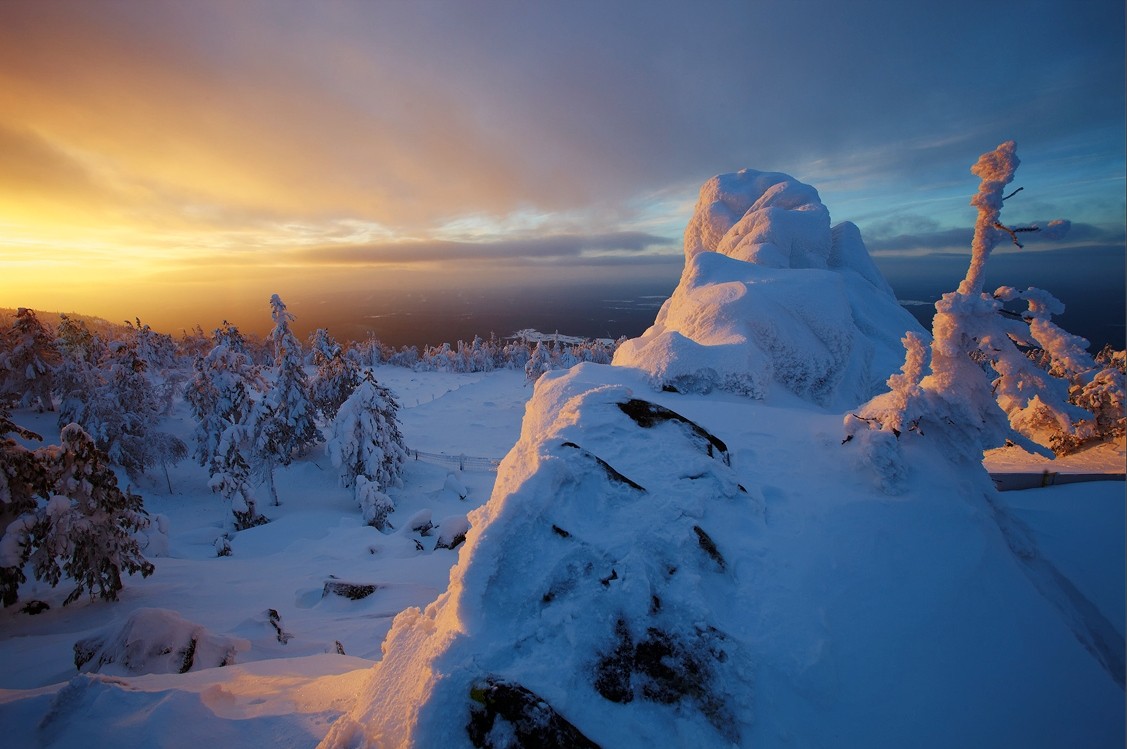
[322,362,1123,748]
[614,169,923,408]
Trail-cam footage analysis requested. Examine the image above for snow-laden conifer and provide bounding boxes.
[309,328,360,422]
[252,296,320,506]
[263,295,319,459]
[1,422,154,606]
[0,308,58,412]
[0,407,46,606]
[327,370,406,527]
[524,341,552,383]
[186,323,268,530]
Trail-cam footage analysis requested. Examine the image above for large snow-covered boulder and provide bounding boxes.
[615,169,922,408]
[320,365,1123,748]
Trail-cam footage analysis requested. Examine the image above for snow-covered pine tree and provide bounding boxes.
[0,308,59,412]
[1,421,155,606]
[187,323,256,468]
[210,419,267,531]
[0,407,47,606]
[34,424,155,604]
[326,370,406,528]
[525,341,552,383]
[252,295,319,506]
[97,339,164,479]
[186,323,268,530]
[126,318,185,417]
[309,328,360,422]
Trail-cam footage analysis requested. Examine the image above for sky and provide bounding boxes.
[1,0,1123,341]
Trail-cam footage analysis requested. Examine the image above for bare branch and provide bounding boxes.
[993,221,1040,248]
[1001,186,1024,201]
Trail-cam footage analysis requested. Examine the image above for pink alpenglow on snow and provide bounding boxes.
[614,169,924,408]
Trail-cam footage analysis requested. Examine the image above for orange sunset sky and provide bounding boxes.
[1,0,1123,338]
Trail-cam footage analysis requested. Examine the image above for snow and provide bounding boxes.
[0,360,1123,747]
[320,364,1124,748]
[1,162,1122,746]
[615,169,924,409]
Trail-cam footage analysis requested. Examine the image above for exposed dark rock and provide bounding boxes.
[178,636,198,673]
[551,524,572,538]
[594,620,635,704]
[334,640,346,655]
[617,399,730,465]
[592,621,735,742]
[693,525,726,571]
[467,676,600,749]
[267,608,293,644]
[20,599,49,615]
[322,577,378,600]
[436,532,467,550]
[559,442,646,492]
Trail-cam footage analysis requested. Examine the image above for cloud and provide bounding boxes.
[865,220,1125,255]
[298,232,675,265]
[1,0,1121,232]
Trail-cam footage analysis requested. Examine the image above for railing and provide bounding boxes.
[407,448,502,472]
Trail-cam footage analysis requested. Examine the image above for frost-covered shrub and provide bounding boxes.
[356,477,394,530]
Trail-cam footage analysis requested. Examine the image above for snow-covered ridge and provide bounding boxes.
[319,166,1123,747]
[615,169,923,408]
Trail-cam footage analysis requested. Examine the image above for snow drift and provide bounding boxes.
[614,169,923,408]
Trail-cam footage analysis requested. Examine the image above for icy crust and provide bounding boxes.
[322,364,1123,749]
[616,169,922,408]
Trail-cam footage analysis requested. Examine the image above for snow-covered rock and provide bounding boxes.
[615,169,923,408]
[317,164,1119,748]
[321,363,1124,748]
[73,607,248,677]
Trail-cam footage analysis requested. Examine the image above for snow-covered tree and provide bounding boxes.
[0,308,58,412]
[56,335,181,483]
[209,419,266,531]
[186,323,268,530]
[327,371,406,527]
[845,141,1100,485]
[264,295,319,457]
[95,340,164,478]
[525,341,552,383]
[252,296,319,506]
[0,407,47,606]
[356,476,395,530]
[1,422,154,606]
[309,328,360,422]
